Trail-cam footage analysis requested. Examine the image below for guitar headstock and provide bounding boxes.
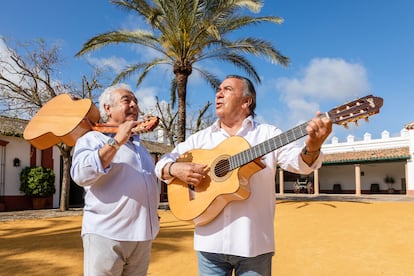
[326,95,383,128]
[132,116,160,133]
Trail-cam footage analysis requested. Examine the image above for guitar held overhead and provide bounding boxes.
[23,94,159,150]
[167,95,383,226]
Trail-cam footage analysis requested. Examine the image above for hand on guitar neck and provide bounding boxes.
[302,111,333,165]
[98,120,141,169]
[110,120,141,146]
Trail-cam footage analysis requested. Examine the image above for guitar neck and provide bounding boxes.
[226,94,385,170]
[90,124,148,134]
[87,116,159,134]
[229,121,310,170]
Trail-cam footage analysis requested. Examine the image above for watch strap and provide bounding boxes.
[107,138,120,150]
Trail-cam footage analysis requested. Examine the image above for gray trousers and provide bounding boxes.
[82,233,152,276]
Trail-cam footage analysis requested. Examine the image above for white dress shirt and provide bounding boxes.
[71,131,160,241]
[155,116,323,257]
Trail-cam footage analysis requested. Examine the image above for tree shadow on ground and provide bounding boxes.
[0,218,83,276]
[151,217,194,262]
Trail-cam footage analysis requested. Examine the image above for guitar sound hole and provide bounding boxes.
[215,159,230,177]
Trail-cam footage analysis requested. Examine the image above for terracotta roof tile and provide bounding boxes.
[323,147,411,164]
[405,122,414,130]
[0,116,28,137]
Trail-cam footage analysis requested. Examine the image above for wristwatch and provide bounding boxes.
[107,137,120,150]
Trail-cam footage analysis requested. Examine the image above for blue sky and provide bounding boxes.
[1,0,413,142]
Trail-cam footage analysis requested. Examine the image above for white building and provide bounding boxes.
[277,126,414,195]
[1,115,414,212]
[0,116,62,211]
[0,116,172,211]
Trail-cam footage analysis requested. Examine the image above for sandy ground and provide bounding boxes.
[1,200,414,275]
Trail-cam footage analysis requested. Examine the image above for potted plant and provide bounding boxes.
[19,166,56,209]
[384,175,395,194]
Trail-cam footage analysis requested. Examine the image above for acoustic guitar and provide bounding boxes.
[23,94,159,150]
[167,95,383,226]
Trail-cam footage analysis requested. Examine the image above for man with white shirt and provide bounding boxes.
[71,83,159,276]
[155,75,332,275]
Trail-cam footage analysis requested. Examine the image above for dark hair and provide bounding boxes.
[225,75,256,117]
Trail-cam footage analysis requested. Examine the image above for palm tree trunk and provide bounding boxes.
[175,71,190,143]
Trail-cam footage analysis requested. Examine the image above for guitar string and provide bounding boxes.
[211,96,381,176]
[213,106,379,175]
[212,122,309,176]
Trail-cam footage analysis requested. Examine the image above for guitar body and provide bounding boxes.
[24,94,159,150]
[168,136,265,226]
[167,95,384,225]
[23,94,100,150]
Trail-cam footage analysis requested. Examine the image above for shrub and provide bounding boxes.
[19,166,56,197]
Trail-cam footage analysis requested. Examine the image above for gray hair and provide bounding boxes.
[225,75,256,117]
[98,83,134,122]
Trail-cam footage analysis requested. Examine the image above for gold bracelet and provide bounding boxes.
[302,147,320,157]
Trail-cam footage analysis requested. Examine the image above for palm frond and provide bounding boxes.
[76,30,165,57]
[220,16,284,33]
[203,38,289,66]
[112,58,171,85]
[79,0,290,142]
[199,53,260,84]
[191,68,222,91]
[112,63,147,85]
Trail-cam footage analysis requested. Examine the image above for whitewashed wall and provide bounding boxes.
[321,127,414,194]
[2,135,61,208]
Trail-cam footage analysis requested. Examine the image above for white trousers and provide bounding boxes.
[82,233,152,276]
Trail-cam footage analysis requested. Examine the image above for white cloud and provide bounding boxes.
[275,57,370,126]
[0,38,19,84]
[0,37,9,57]
[86,55,129,74]
[0,38,51,91]
[134,86,158,115]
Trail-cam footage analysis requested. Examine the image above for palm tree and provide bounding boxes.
[76,0,289,143]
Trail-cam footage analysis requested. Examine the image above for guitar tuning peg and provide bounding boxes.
[365,117,369,122]
[343,123,349,129]
[354,121,359,126]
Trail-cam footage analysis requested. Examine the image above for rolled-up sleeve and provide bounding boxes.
[277,142,324,175]
[70,132,108,187]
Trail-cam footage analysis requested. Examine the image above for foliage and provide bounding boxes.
[77,0,289,143]
[19,166,56,197]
